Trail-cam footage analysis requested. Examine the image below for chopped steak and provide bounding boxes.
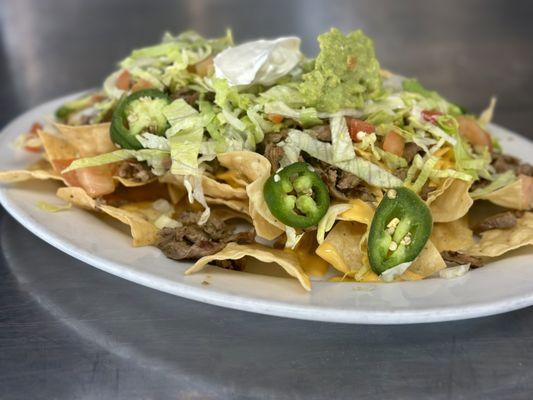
[402,142,422,163]
[309,159,375,202]
[117,161,154,183]
[473,210,524,234]
[518,163,533,176]
[308,124,332,142]
[393,168,408,181]
[172,88,200,106]
[441,251,484,268]
[262,130,289,172]
[156,212,255,260]
[491,153,533,177]
[419,182,434,201]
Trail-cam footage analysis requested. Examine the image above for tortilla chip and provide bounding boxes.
[115,176,156,187]
[210,206,251,223]
[205,196,249,214]
[167,182,188,204]
[56,187,159,246]
[475,175,533,210]
[428,179,473,223]
[37,130,77,161]
[430,217,475,252]
[0,169,63,183]
[185,242,311,291]
[160,173,247,200]
[426,178,454,205]
[468,212,533,257]
[55,123,116,156]
[56,186,96,209]
[239,152,285,240]
[316,221,367,276]
[99,204,159,246]
[401,240,447,280]
[217,151,264,183]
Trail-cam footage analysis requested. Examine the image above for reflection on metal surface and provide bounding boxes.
[3,213,533,398]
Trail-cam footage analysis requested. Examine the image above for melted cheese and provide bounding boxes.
[339,199,374,224]
[292,233,329,277]
[215,171,244,188]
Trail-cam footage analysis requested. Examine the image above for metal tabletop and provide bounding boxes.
[1,1,533,399]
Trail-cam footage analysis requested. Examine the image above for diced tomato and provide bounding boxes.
[382,131,405,157]
[267,114,284,124]
[23,123,44,152]
[115,70,132,91]
[130,79,153,92]
[51,159,81,187]
[194,56,214,77]
[75,165,116,197]
[457,115,492,152]
[346,117,375,142]
[50,159,115,197]
[30,122,43,133]
[421,110,442,124]
[24,144,42,153]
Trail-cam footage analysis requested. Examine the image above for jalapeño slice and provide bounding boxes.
[368,187,432,275]
[110,89,170,150]
[264,162,330,229]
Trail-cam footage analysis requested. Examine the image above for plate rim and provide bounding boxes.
[1,91,533,325]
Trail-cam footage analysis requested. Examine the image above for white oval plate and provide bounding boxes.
[1,93,533,324]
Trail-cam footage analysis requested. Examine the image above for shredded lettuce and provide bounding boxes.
[317,204,352,244]
[287,130,402,187]
[183,174,210,225]
[470,170,517,199]
[478,96,497,127]
[136,133,170,150]
[330,115,355,162]
[263,101,322,127]
[402,78,463,115]
[62,149,170,176]
[406,155,439,193]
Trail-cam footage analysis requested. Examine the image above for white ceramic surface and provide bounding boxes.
[1,93,533,324]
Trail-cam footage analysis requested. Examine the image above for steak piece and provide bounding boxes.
[156,212,255,261]
[310,160,375,202]
[441,251,484,268]
[491,153,533,177]
[172,88,200,106]
[117,161,154,183]
[308,124,332,142]
[262,130,289,172]
[473,210,524,234]
[402,142,422,163]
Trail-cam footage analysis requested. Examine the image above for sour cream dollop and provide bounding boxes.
[214,37,302,87]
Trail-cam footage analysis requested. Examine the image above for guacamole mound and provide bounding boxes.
[299,28,382,112]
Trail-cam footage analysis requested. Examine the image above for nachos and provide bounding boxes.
[2,28,532,290]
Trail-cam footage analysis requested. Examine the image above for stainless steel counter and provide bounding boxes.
[1,1,533,398]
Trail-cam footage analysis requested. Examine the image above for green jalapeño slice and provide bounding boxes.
[110,89,170,150]
[264,162,330,229]
[368,187,433,275]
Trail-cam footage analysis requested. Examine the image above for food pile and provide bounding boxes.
[1,29,532,290]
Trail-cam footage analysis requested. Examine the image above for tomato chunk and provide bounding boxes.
[346,117,375,142]
[115,70,132,91]
[421,110,442,124]
[457,116,492,151]
[382,131,405,157]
